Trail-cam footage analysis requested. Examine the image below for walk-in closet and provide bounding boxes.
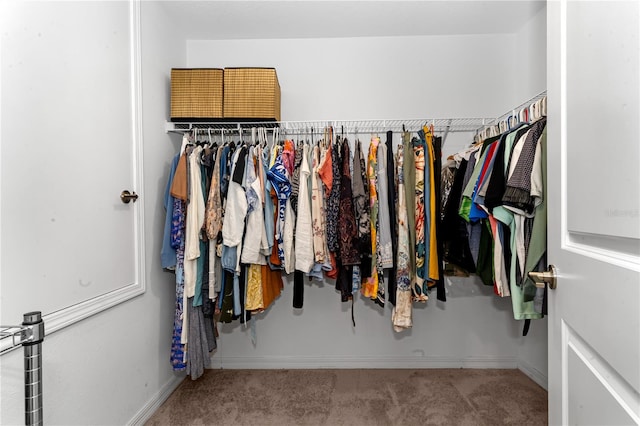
[1,1,638,425]
[158,0,549,383]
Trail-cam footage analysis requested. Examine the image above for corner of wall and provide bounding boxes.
[128,374,184,426]
[516,316,549,391]
[511,4,549,390]
[514,3,548,101]
[518,359,549,391]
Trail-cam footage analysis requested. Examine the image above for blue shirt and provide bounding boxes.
[161,154,180,269]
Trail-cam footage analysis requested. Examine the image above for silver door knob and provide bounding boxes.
[528,265,557,290]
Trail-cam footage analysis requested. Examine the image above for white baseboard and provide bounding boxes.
[209,355,519,370]
[518,359,548,390]
[128,375,184,426]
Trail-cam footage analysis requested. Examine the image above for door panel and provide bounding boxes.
[548,1,640,425]
[565,0,639,241]
[566,323,639,426]
[0,1,144,337]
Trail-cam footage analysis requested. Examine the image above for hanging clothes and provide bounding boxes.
[262,144,276,262]
[431,135,446,302]
[295,142,315,273]
[317,134,338,279]
[184,145,206,304]
[283,193,296,274]
[267,152,291,267]
[384,130,398,306]
[445,112,548,323]
[205,145,224,242]
[169,175,187,371]
[522,127,547,313]
[373,157,386,306]
[282,140,297,274]
[241,146,267,265]
[161,103,550,374]
[222,146,248,250]
[361,137,380,302]
[164,136,218,378]
[289,142,303,216]
[323,133,340,255]
[243,145,270,312]
[336,138,359,302]
[422,127,442,294]
[311,144,328,265]
[441,157,476,274]
[402,131,417,291]
[337,138,359,266]
[352,139,372,279]
[412,136,428,302]
[376,141,393,269]
[392,145,412,331]
[245,263,264,311]
[161,153,180,270]
[206,145,225,299]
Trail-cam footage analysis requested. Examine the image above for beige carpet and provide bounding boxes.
[146,369,547,426]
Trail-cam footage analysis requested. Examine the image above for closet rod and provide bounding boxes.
[476,90,548,135]
[170,128,474,135]
[165,117,494,135]
[179,128,464,134]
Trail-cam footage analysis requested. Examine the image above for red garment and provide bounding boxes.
[282,139,295,176]
[318,144,333,197]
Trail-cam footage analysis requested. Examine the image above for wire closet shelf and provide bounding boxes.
[480,90,548,134]
[165,118,494,135]
[164,90,547,137]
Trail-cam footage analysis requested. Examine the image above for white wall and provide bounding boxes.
[186,34,548,378]
[189,35,518,120]
[0,2,185,424]
[514,4,549,388]
[515,5,548,102]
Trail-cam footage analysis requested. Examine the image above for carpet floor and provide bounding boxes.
[146,369,547,426]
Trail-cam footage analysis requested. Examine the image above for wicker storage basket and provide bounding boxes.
[223,68,281,121]
[170,68,223,121]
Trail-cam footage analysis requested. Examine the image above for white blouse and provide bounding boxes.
[295,144,314,273]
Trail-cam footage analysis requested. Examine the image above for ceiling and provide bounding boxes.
[161,1,546,40]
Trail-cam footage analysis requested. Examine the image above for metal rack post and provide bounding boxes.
[23,312,45,426]
[0,311,45,426]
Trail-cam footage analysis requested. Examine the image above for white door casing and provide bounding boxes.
[0,0,145,344]
[547,1,640,425]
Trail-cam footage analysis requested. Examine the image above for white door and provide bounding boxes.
[0,1,145,337]
[547,1,640,425]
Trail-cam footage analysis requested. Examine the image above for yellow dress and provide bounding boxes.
[424,125,440,284]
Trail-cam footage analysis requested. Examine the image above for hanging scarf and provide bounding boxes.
[412,137,428,302]
[267,154,291,266]
[362,137,381,303]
